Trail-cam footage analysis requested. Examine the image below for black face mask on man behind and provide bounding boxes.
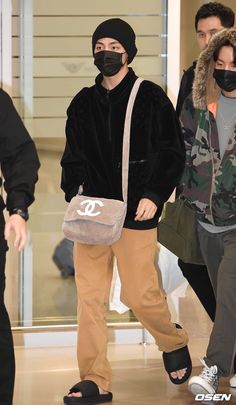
[213,69,236,92]
[94,50,126,77]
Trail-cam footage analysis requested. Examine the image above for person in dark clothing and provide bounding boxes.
[61,18,192,405]
[176,2,235,325]
[176,2,234,116]
[0,89,40,405]
[181,28,236,398]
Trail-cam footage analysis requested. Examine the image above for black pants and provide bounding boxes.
[0,213,15,405]
[178,259,216,322]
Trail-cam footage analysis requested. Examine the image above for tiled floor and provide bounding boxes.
[14,339,236,405]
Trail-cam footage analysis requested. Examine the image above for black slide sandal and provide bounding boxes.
[63,380,113,405]
[162,345,192,385]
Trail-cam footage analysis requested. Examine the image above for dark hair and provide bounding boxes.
[195,2,235,31]
[213,38,236,65]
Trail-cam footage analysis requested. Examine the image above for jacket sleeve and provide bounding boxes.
[142,86,185,206]
[176,94,199,196]
[0,89,40,212]
[60,95,86,202]
[180,95,198,159]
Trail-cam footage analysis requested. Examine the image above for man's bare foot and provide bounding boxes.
[170,368,187,380]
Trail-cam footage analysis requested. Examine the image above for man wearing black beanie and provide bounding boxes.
[61,18,191,404]
[92,18,137,63]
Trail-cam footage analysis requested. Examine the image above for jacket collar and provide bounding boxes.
[95,68,137,103]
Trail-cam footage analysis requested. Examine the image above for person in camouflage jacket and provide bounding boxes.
[180,84,236,227]
[176,2,235,336]
[180,28,236,398]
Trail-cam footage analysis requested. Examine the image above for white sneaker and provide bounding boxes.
[230,374,236,388]
[188,360,219,397]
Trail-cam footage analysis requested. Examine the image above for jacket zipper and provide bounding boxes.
[106,90,111,142]
[208,116,215,225]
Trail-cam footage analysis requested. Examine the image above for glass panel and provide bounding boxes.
[12,0,168,327]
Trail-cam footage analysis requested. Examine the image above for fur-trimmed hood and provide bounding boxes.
[193,28,236,109]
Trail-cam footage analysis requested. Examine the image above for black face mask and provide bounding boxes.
[213,69,236,92]
[94,50,126,77]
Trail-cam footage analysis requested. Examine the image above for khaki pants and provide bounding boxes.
[74,228,188,390]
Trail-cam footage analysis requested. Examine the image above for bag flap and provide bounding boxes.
[161,199,194,226]
[63,195,127,226]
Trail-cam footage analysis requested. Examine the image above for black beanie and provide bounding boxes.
[92,18,137,63]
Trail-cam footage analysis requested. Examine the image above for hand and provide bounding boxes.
[135,198,157,221]
[4,214,28,251]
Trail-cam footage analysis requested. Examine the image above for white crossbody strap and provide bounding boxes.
[122,77,144,203]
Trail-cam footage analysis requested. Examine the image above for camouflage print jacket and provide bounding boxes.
[179,29,236,226]
[180,97,236,226]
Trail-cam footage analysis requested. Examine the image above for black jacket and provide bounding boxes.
[0,89,40,213]
[176,61,196,117]
[61,69,185,230]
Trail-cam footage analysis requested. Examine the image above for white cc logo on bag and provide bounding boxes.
[77,199,104,217]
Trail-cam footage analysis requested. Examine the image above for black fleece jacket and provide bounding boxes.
[0,89,40,214]
[61,69,185,230]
